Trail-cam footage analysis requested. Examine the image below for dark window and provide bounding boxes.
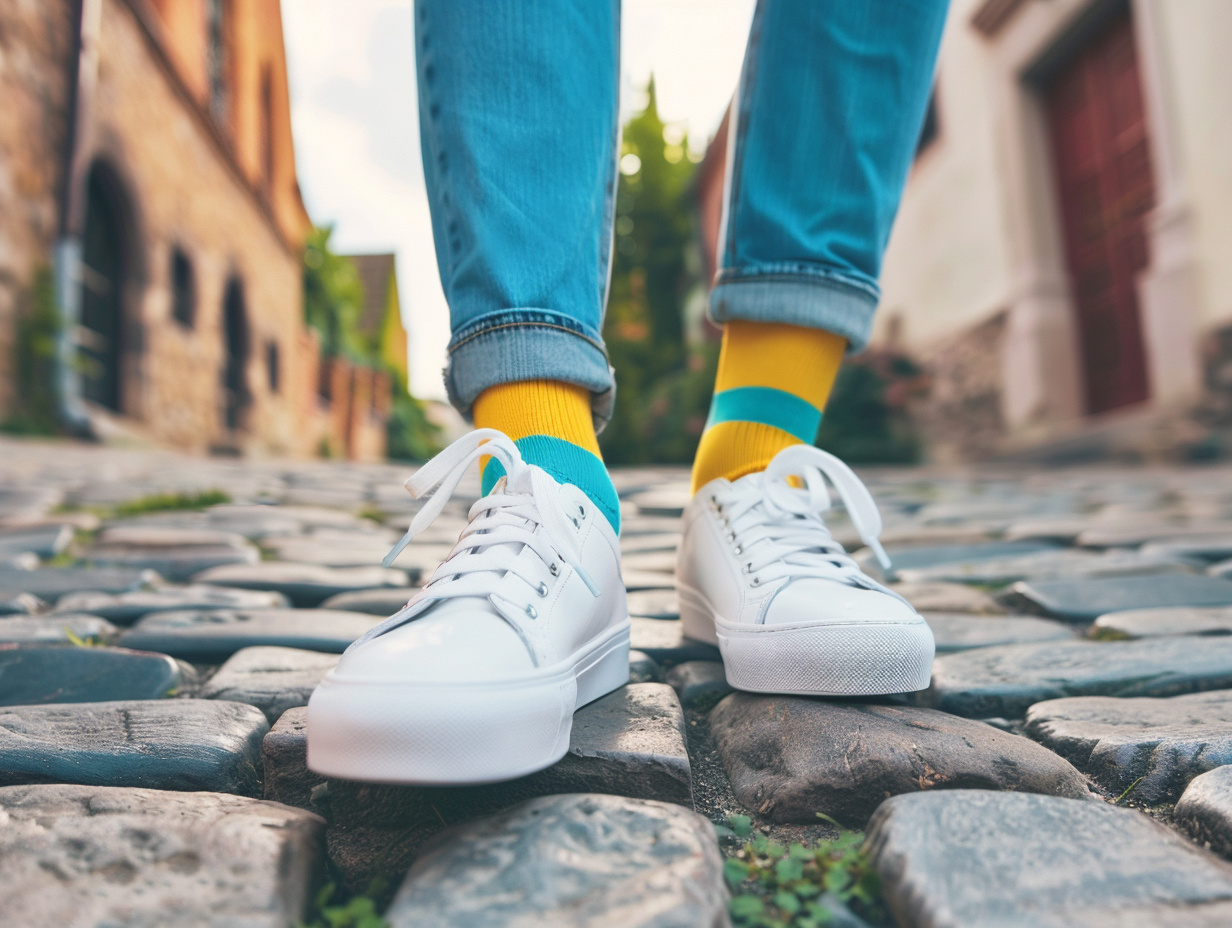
[207,0,229,126]
[222,277,249,431]
[266,340,280,393]
[915,90,940,157]
[171,247,195,328]
[260,64,275,194]
[79,169,125,412]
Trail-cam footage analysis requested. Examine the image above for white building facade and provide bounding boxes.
[877,0,1232,461]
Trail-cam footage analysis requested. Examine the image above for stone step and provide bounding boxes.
[319,587,414,615]
[629,617,721,667]
[927,635,1232,718]
[1025,690,1232,803]
[0,699,267,795]
[263,683,691,891]
[384,794,727,928]
[0,524,73,560]
[867,790,1232,928]
[0,646,185,706]
[82,543,259,582]
[118,608,381,662]
[710,693,1090,827]
[665,660,732,709]
[0,783,324,928]
[1094,605,1232,639]
[924,612,1077,652]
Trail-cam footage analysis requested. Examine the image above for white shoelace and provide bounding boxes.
[382,429,600,603]
[711,445,892,589]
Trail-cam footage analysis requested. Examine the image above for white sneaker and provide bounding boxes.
[307,429,629,785]
[677,445,933,696]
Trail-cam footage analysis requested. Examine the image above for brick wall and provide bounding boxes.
[0,0,77,417]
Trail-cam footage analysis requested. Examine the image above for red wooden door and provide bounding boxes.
[1045,9,1155,414]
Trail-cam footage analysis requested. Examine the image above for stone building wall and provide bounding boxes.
[85,0,310,455]
[0,0,77,417]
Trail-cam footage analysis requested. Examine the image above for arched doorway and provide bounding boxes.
[221,277,250,431]
[79,169,126,411]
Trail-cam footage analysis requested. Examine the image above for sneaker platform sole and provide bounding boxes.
[679,584,933,696]
[305,620,630,785]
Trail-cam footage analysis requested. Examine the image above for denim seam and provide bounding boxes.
[448,320,610,361]
[714,266,880,303]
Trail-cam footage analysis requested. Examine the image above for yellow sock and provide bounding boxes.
[691,320,847,494]
[473,380,619,532]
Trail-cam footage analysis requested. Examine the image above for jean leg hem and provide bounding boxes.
[445,322,616,431]
[708,272,878,353]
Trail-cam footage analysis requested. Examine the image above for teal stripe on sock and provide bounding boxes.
[481,435,620,534]
[705,386,822,444]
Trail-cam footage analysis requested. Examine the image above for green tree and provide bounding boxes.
[601,77,707,464]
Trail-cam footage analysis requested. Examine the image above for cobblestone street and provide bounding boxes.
[9,436,1232,925]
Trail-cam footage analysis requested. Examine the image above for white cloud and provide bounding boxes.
[282,0,755,402]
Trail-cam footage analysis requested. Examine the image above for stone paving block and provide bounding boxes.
[0,566,160,602]
[620,532,680,555]
[320,586,414,615]
[264,683,691,890]
[866,790,1232,928]
[924,613,1076,653]
[666,660,733,709]
[621,550,678,573]
[711,694,1090,827]
[1079,522,1232,549]
[1143,535,1232,563]
[0,646,183,706]
[202,646,339,721]
[1025,690,1232,803]
[0,783,325,928]
[192,562,409,607]
[895,548,1196,586]
[1009,573,1232,622]
[866,540,1060,580]
[118,608,381,662]
[83,542,259,581]
[628,649,662,684]
[0,613,118,646]
[628,485,691,516]
[0,523,73,560]
[259,535,410,570]
[626,588,679,620]
[1003,516,1091,544]
[385,794,727,928]
[0,699,268,795]
[52,584,290,624]
[1175,766,1232,859]
[96,524,250,548]
[1093,606,1232,639]
[927,636,1232,718]
[0,591,43,615]
[630,617,721,666]
[889,581,1006,614]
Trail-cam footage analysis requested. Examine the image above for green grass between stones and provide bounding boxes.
[719,814,888,928]
[113,489,232,516]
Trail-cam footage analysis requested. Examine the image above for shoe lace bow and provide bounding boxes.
[714,445,892,587]
[382,428,600,600]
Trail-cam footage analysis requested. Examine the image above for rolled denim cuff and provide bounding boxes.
[444,310,616,431]
[708,267,879,353]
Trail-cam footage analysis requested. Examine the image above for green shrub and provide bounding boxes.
[2,266,61,435]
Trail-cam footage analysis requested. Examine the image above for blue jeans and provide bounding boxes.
[416,0,949,426]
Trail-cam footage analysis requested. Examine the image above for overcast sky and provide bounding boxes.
[282,0,755,400]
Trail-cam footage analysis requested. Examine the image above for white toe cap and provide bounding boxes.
[764,579,922,627]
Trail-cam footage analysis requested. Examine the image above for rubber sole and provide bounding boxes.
[305,621,630,785]
[678,583,934,696]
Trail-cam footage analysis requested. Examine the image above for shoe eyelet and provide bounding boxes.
[537,581,549,597]
[571,517,580,529]
[742,562,753,575]
[578,504,586,518]
[726,532,736,543]
[549,562,560,576]
[733,544,743,555]
[750,576,761,587]
[525,604,538,619]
